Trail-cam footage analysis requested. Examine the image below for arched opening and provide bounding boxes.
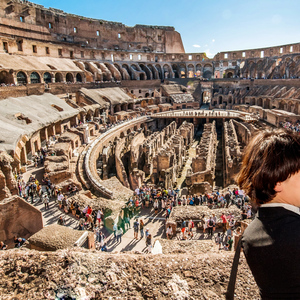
[179,64,186,78]
[227,72,233,78]
[30,72,41,84]
[203,64,213,79]
[250,98,255,106]
[43,72,52,84]
[264,98,270,109]
[0,70,14,85]
[172,64,179,78]
[163,64,172,79]
[122,64,132,79]
[279,101,285,110]
[187,64,195,78]
[76,73,82,82]
[257,98,263,107]
[147,64,158,79]
[66,73,74,83]
[219,96,223,104]
[196,64,202,77]
[55,72,63,83]
[155,65,163,80]
[17,71,27,85]
[139,64,152,80]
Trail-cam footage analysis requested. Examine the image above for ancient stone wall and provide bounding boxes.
[186,121,217,190]
[0,152,18,201]
[223,120,241,186]
[0,196,43,243]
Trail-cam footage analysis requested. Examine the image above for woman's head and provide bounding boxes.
[236,128,300,206]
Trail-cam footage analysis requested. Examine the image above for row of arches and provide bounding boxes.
[81,61,215,81]
[0,70,83,85]
[212,94,300,115]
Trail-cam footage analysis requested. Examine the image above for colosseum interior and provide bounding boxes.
[0,0,299,298]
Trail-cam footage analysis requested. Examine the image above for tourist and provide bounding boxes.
[215,232,222,250]
[236,128,300,298]
[212,213,217,232]
[116,226,123,243]
[145,228,150,238]
[166,225,173,239]
[221,213,227,234]
[14,236,26,248]
[99,232,105,248]
[57,216,65,226]
[101,243,108,252]
[181,219,187,239]
[133,218,139,239]
[207,216,214,236]
[227,235,233,251]
[94,226,100,242]
[42,192,49,210]
[188,219,194,238]
[0,241,7,250]
[146,234,152,253]
[140,219,144,239]
[202,214,207,233]
[113,223,117,238]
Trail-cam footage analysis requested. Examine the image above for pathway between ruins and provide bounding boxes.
[176,141,198,189]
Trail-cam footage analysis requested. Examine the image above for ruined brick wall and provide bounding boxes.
[0,152,18,201]
[0,196,43,243]
[223,120,241,186]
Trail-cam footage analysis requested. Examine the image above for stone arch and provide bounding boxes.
[287,101,293,112]
[139,64,152,80]
[122,64,133,79]
[250,98,255,106]
[179,64,187,78]
[264,98,270,109]
[0,70,14,85]
[43,72,52,84]
[248,61,256,78]
[257,98,263,107]
[155,64,163,79]
[219,96,223,104]
[278,100,285,110]
[30,72,41,84]
[187,64,195,78]
[203,64,213,79]
[147,64,159,79]
[195,64,202,77]
[55,72,63,83]
[172,64,179,78]
[17,71,27,85]
[66,73,74,83]
[76,73,82,82]
[163,64,172,79]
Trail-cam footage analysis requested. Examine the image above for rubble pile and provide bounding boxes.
[0,248,260,299]
[159,238,217,254]
[170,205,242,223]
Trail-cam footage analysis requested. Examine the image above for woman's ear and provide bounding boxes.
[274,182,282,192]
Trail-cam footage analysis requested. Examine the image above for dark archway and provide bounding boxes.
[17,71,27,85]
[227,72,233,78]
[43,72,52,84]
[30,72,41,84]
[55,72,63,83]
[0,70,14,85]
[172,64,179,78]
[66,73,74,83]
[76,73,82,82]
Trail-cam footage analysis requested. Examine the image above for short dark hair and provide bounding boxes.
[236,128,300,205]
